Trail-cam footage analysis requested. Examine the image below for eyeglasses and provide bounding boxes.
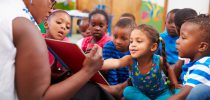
[51,0,56,9]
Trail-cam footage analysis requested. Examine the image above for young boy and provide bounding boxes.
[173,8,198,80]
[102,18,136,85]
[44,10,71,41]
[120,13,136,21]
[157,9,180,65]
[169,15,210,100]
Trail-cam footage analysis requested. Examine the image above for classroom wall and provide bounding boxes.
[76,0,112,14]
[76,0,210,33]
[76,0,141,28]
[167,0,209,14]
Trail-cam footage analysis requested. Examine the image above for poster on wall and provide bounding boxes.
[139,0,168,33]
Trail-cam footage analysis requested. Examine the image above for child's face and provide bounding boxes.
[166,13,177,36]
[79,19,91,37]
[176,22,203,60]
[89,14,107,39]
[46,12,71,40]
[129,29,154,58]
[113,26,130,52]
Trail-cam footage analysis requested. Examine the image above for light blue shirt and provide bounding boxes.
[157,31,179,65]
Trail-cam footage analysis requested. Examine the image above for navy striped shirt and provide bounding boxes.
[181,56,210,87]
[102,41,130,85]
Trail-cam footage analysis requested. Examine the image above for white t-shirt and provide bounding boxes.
[76,38,84,49]
[0,0,36,99]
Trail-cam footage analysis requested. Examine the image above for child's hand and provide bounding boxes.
[175,84,182,89]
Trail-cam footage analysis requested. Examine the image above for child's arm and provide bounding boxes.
[101,55,132,70]
[172,60,184,79]
[167,63,182,88]
[168,85,193,100]
[160,57,182,88]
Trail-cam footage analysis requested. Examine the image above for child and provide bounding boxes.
[174,8,197,35]
[169,15,210,100]
[2,0,110,99]
[102,24,180,100]
[43,10,72,83]
[120,12,136,21]
[103,18,136,85]
[43,10,116,100]
[81,9,112,53]
[44,10,71,41]
[76,17,91,49]
[173,8,198,80]
[157,9,180,65]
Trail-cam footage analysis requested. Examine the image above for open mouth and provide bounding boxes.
[58,31,64,37]
[130,49,137,53]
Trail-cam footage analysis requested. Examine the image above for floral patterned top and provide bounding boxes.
[130,54,168,99]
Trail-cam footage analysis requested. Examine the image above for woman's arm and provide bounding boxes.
[14,17,103,100]
[101,55,132,70]
[44,44,103,100]
[14,17,51,100]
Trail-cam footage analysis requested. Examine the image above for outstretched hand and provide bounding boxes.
[82,44,103,73]
[175,84,182,89]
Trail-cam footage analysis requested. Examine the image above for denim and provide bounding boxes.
[186,84,210,100]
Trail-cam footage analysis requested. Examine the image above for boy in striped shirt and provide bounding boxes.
[102,18,136,85]
[169,14,210,99]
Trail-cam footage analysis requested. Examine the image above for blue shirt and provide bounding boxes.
[102,41,130,85]
[181,56,210,87]
[130,54,168,99]
[157,31,179,65]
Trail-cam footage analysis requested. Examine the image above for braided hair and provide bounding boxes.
[137,24,174,92]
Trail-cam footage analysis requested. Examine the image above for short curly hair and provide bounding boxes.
[174,8,197,33]
[89,9,109,25]
[185,14,210,41]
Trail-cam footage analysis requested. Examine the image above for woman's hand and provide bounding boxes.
[82,44,103,73]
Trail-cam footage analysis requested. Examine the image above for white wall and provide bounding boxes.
[167,0,209,14]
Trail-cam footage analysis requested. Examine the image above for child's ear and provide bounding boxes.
[198,42,209,52]
[151,43,158,52]
[44,21,49,29]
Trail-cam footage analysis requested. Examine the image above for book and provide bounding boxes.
[45,38,109,85]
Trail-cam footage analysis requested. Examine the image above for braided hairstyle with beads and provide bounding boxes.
[137,24,174,92]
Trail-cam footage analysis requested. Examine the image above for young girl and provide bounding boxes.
[102,24,180,100]
[81,9,112,53]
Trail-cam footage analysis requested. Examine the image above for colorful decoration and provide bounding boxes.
[139,0,166,32]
